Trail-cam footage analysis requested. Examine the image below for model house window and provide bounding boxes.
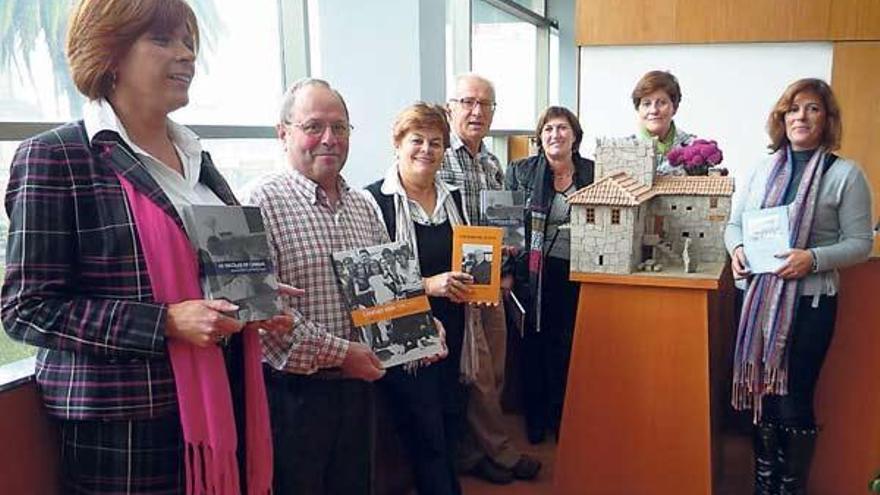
[682,232,690,238]
[686,206,693,211]
[710,197,719,209]
[671,204,677,211]
[699,232,705,238]
[585,208,596,224]
[611,209,621,225]
[598,255,604,266]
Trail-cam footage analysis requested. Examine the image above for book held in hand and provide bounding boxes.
[181,204,282,322]
[480,190,526,251]
[741,205,791,274]
[451,225,503,304]
[332,241,443,368]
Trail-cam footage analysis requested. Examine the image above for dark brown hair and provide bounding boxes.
[766,78,842,151]
[631,70,682,111]
[67,0,199,100]
[535,106,584,155]
[392,102,451,149]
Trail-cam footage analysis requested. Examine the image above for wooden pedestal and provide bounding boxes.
[554,267,733,494]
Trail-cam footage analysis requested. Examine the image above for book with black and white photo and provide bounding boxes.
[480,190,526,250]
[181,204,282,322]
[331,240,442,368]
[741,205,791,274]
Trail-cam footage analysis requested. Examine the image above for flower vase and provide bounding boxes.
[685,165,709,176]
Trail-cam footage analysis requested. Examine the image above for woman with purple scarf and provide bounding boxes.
[725,78,874,494]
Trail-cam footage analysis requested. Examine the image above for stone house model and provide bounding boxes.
[568,137,734,275]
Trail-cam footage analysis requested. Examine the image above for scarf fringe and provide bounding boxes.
[185,442,240,495]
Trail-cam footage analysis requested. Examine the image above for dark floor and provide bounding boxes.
[459,414,753,495]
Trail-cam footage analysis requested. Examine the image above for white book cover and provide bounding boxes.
[742,205,791,275]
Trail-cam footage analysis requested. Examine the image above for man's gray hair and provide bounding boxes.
[452,72,496,101]
[279,77,350,123]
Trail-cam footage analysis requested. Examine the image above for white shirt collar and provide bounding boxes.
[379,162,459,221]
[82,98,203,163]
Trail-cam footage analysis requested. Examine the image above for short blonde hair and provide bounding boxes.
[766,78,842,152]
[392,103,451,149]
[67,0,199,100]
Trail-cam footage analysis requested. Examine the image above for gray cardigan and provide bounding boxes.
[725,154,874,297]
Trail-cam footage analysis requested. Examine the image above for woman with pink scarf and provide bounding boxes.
[1,1,291,493]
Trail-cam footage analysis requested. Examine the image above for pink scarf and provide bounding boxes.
[118,175,273,494]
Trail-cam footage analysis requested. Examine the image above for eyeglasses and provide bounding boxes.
[450,97,496,112]
[285,120,354,137]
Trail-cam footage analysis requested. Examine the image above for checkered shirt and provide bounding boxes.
[437,133,504,225]
[248,169,389,374]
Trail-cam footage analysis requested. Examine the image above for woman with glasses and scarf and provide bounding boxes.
[725,78,873,494]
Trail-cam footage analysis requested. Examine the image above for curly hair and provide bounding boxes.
[766,78,842,151]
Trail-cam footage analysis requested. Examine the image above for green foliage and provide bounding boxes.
[0,0,223,117]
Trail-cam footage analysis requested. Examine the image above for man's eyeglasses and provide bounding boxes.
[285,120,354,137]
[450,98,496,112]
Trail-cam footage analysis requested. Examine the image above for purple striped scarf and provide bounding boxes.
[731,146,827,421]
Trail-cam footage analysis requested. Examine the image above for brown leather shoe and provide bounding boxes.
[511,454,542,480]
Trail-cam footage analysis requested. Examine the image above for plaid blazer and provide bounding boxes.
[1,121,238,420]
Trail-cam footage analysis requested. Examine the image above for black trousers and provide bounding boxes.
[379,362,465,495]
[761,295,838,428]
[264,367,374,495]
[521,256,581,435]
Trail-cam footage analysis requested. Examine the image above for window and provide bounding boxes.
[611,209,621,225]
[685,206,693,211]
[598,255,604,266]
[682,232,690,238]
[671,204,678,211]
[585,208,596,224]
[450,0,556,131]
[710,197,719,209]
[699,232,705,238]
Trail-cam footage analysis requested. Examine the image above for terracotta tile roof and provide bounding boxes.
[567,172,652,206]
[650,176,734,196]
[569,174,734,206]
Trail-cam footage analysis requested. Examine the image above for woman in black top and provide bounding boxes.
[364,103,474,495]
[506,106,595,444]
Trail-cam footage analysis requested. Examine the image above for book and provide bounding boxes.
[181,204,282,322]
[451,225,503,304]
[480,190,526,250]
[332,241,443,368]
[741,205,791,274]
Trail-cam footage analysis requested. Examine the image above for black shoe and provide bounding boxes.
[467,457,514,485]
[511,455,542,481]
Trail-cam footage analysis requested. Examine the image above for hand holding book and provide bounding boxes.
[424,271,474,303]
[772,248,814,280]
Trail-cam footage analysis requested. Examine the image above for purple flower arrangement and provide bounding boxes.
[666,139,724,175]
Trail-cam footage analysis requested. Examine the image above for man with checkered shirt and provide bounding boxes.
[248,78,387,495]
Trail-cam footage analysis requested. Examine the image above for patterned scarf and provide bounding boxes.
[525,153,556,333]
[118,175,273,494]
[731,146,827,421]
[381,163,481,383]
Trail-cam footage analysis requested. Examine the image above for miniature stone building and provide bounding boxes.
[568,137,734,275]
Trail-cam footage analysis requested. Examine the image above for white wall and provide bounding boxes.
[578,43,833,182]
[311,0,446,188]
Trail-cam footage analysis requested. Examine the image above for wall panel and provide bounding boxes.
[577,0,878,45]
[831,41,880,254]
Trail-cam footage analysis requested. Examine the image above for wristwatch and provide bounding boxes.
[809,249,818,273]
